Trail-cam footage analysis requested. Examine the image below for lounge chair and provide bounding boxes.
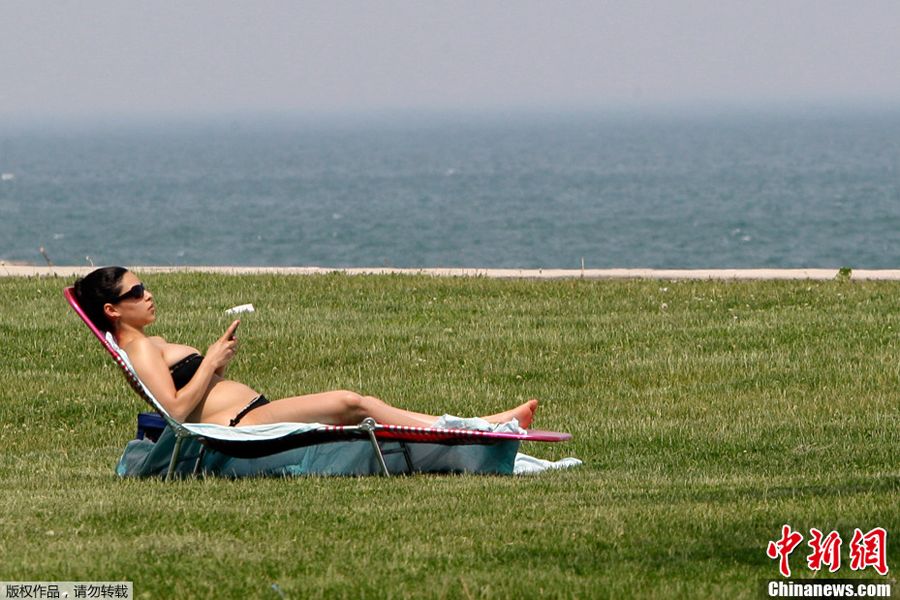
[64,286,572,480]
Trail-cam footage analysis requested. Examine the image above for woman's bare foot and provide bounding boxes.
[483,399,538,429]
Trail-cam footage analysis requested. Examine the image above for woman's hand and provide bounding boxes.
[206,320,240,371]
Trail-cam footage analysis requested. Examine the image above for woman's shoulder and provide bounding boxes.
[121,335,157,355]
[137,336,178,358]
[120,336,171,371]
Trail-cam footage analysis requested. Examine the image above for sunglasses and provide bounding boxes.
[114,283,147,302]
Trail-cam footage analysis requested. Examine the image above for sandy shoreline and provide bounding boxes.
[2,265,900,280]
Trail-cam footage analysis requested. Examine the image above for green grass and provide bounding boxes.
[0,273,897,599]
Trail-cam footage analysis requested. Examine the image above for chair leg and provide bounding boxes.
[193,447,207,476]
[380,441,415,474]
[166,435,185,482]
[400,441,414,473]
[359,417,390,476]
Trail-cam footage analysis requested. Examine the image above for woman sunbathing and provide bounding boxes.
[73,267,538,429]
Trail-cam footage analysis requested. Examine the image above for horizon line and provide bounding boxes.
[3,100,900,125]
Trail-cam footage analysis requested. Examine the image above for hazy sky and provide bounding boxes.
[2,1,899,118]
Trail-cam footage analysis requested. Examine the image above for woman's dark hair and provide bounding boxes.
[72,266,128,332]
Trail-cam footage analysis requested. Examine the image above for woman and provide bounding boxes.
[73,267,538,429]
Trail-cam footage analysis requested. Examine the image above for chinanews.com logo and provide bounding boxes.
[765,525,895,598]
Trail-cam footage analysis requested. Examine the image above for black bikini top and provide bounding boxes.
[169,353,204,390]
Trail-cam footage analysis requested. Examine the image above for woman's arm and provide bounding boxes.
[125,321,240,422]
[214,321,238,377]
[211,320,239,378]
[125,337,219,422]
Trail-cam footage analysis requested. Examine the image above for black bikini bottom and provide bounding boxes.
[228,394,270,427]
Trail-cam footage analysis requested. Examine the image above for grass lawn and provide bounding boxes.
[0,273,897,599]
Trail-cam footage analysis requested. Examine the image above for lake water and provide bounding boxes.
[1,110,899,268]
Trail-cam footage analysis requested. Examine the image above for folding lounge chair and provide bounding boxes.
[64,286,572,480]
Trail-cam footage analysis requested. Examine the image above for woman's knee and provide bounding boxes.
[337,390,365,418]
[339,391,386,421]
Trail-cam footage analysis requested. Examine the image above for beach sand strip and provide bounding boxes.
[3,265,900,280]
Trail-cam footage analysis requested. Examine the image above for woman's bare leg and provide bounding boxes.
[234,390,538,428]
[236,390,438,427]
[483,399,538,428]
